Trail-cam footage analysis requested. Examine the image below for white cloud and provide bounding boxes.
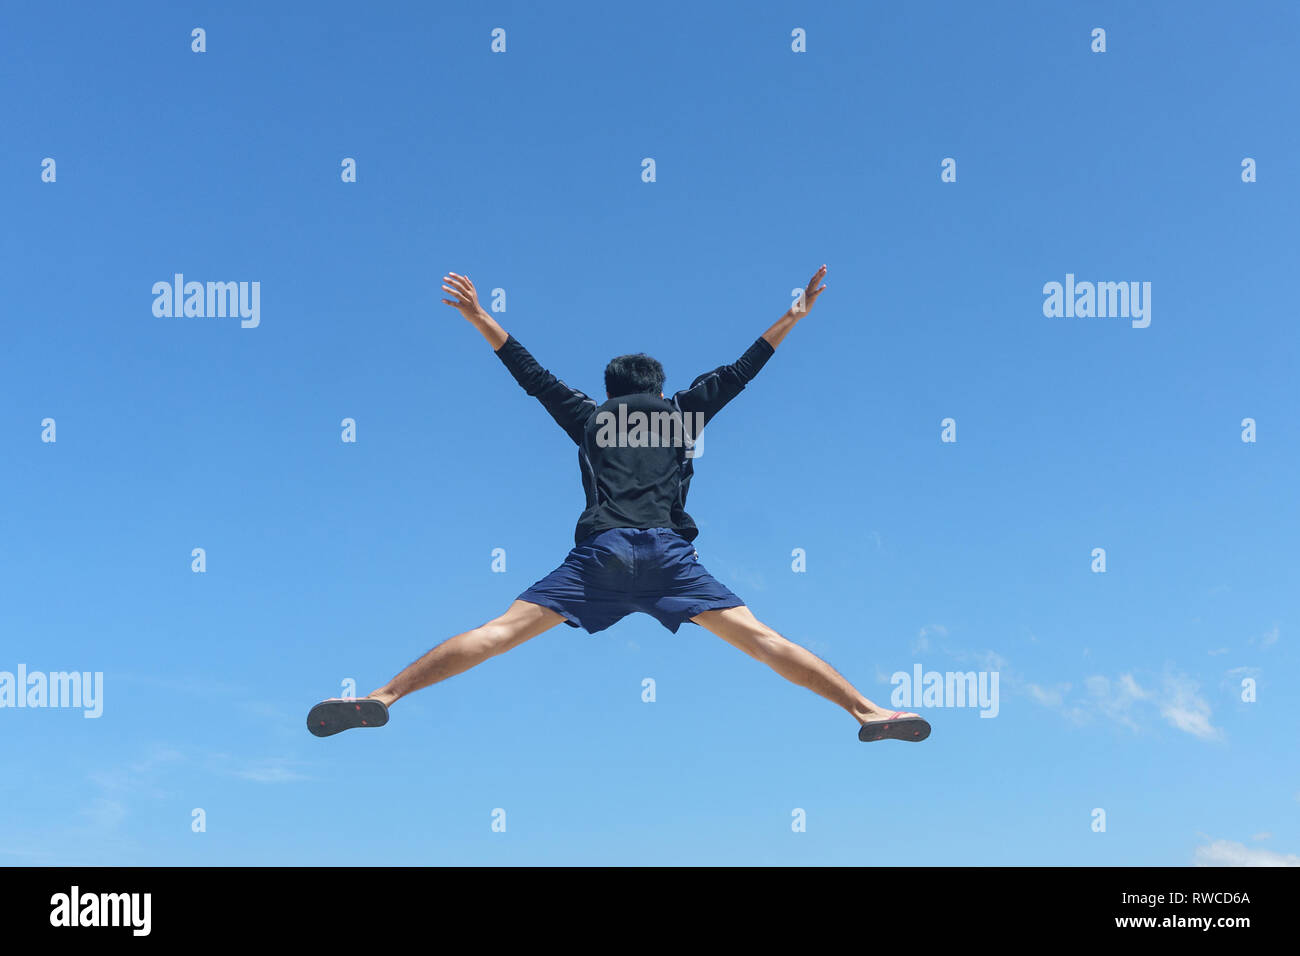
[1027,668,1222,741]
[1063,673,1148,731]
[1194,839,1300,867]
[1025,683,1067,708]
[1157,672,1223,741]
[946,645,1006,671]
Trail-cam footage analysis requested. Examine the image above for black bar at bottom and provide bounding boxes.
[1,866,1287,942]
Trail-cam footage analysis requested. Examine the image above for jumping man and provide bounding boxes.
[307,265,930,744]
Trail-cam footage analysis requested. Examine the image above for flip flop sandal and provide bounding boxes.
[858,711,931,742]
[307,697,389,737]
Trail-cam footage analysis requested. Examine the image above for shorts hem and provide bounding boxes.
[516,593,583,630]
[663,597,746,633]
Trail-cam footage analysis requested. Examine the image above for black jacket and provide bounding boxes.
[494,334,775,544]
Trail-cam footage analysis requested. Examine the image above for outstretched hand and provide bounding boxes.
[442,270,509,349]
[761,264,828,349]
[441,272,486,321]
[793,264,828,315]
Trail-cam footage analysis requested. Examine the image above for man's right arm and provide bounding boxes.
[492,334,597,445]
[441,271,595,444]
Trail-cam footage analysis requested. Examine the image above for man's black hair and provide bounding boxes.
[605,353,666,398]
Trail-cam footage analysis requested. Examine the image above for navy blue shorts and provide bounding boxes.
[516,527,744,634]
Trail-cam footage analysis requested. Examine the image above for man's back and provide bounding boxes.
[577,391,697,543]
[494,333,775,544]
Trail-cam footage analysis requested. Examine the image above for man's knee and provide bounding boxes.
[739,620,787,663]
[467,619,507,657]
[475,608,538,656]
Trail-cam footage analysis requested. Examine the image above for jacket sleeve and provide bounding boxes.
[494,334,598,445]
[671,336,775,428]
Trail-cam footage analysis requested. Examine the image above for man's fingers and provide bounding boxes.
[807,268,827,293]
[447,271,475,293]
[444,277,477,303]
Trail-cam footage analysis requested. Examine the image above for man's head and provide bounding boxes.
[605,353,665,400]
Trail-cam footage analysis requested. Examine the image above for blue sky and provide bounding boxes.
[2,0,1296,865]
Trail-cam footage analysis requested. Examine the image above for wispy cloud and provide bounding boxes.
[1194,839,1300,867]
[883,630,1224,741]
[75,743,312,846]
[87,746,184,797]
[1027,668,1222,741]
[1075,673,1150,732]
[80,744,185,832]
[945,646,1008,672]
[912,625,947,654]
[1252,625,1280,649]
[1158,672,1223,741]
[1224,666,1259,678]
[1025,682,1069,708]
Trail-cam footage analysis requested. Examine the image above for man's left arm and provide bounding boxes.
[760,263,828,349]
[675,265,828,425]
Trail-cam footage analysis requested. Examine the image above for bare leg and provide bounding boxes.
[367,600,565,707]
[690,605,914,726]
